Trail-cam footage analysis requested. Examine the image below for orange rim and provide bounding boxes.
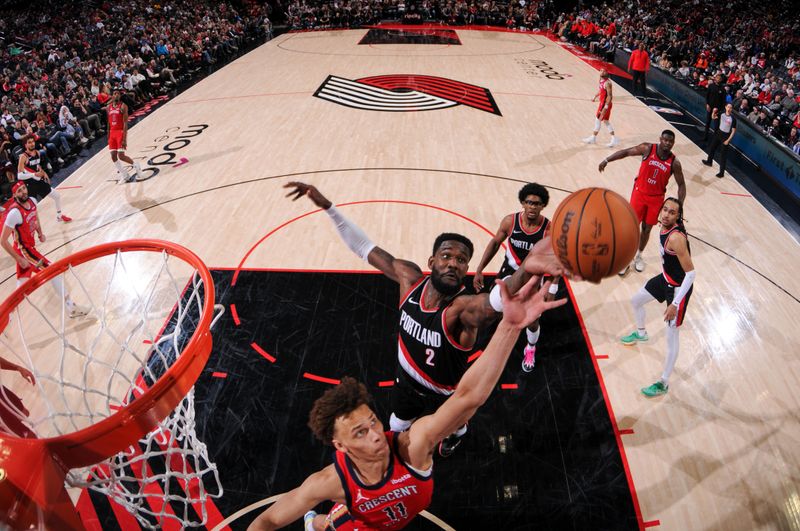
[0,239,215,469]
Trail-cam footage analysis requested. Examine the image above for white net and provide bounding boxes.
[0,245,223,529]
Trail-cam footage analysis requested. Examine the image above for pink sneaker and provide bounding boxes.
[522,344,536,372]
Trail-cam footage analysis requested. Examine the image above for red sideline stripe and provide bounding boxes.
[500,383,518,390]
[467,349,483,363]
[643,520,661,528]
[563,279,645,529]
[720,191,752,197]
[378,380,395,387]
[619,428,635,435]
[595,354,610,359]
[143,339,153,344]
[303,372,341,385]
[211,372,227,378]
[57,185,83,190]
[230,303,241,325]
[251,342,276,362]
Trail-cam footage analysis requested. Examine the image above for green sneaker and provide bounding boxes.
[641,381,668,397]
[620,330,648,345]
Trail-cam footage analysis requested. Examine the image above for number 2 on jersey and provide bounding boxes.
[425,348,435,366]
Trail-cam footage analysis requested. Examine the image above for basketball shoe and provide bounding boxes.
[641,381,668,397]
[521,344,536,372]
[304,511,318,531]
[620,330,648,345]
[438,432,464,458]
[633,255,645,272]
[607,138,619,147]
[582,135,597,144]
[68,303,90,318]
[618,264,630,276]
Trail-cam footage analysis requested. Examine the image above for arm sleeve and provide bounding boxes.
[325,205,376,262]
[672,270,695,307]
[4,208,22,228]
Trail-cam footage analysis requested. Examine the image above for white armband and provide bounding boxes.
[548,282,559,295]
[325,205,376,262]
[671,270,695,307]
[489,283,503,312]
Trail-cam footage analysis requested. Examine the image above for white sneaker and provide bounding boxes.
[117,172,131,183]
[618,264,630,276]
[634,255,645,272]
[607,138,619,147]
[582,136,597,144]
[133,161,143,179]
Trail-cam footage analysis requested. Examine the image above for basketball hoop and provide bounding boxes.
[0,240,224,530]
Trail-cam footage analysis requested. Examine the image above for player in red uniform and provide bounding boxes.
[247,259,567,531]
[583,69,618,147]
[16,136,72,222]
[106,90,142,183]
[598,130,686,275]
[0,181,88,316]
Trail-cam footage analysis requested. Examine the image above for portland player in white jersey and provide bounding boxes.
[473,183,555,372]
[284,182,566,457]
[619,197,695,396]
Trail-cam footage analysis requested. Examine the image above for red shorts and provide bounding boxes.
[15,246,50,279]
[629,190,663,226]
[108,129,124,151]
[597,103,612,121]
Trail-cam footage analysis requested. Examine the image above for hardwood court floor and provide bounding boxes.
[2,28,799,530]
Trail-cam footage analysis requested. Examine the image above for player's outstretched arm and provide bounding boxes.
[458,236,566,329]
[284,182,423,291]
[598,142,649,172]
[400,276,567,470]
[473,214,514,291]
[247,465,343,531]
[672,158,687,204]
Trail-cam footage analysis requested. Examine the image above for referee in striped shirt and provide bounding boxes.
[702,103,736,178]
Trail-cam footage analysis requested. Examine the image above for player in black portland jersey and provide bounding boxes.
[473,183,554,372]
[620,197,695,397]
[284,182,569,458]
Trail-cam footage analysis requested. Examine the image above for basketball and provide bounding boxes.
[551,188,640,283]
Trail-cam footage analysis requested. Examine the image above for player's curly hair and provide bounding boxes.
[518,183,549,206]
[432,233,474,259]
[308,377,373,445]
[662,197,687,227]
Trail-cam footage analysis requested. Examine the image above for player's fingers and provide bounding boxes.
[517,275,540,300]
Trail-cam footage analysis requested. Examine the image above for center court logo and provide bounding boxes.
[314,74,502,115]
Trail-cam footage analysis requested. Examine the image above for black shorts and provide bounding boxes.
[390,368,450,422]
[644,274,692,327]
[23,178,53,201]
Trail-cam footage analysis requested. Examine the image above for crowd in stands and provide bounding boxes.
[555,0,800,154]
[285,0,555,33]
[0,0,272,200]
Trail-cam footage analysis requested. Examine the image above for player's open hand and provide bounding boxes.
[17,365,35,385]
[497,276,566,330]
[522,237,570,279]
[473,271,485,292]
[284,182,333,209]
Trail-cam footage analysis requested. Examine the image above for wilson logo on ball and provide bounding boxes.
[581,243,610,256]
[314,74,502,115]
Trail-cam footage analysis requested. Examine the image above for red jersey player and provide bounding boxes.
[247,257,568,531]
[598,130,686,275]
[583,69,618,147]
[106,90,142,183]
[1,181,88,316]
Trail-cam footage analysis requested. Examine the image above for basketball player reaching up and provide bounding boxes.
[620,198,695,396]
[106,90,143,183]
[473,182,555,372]
[1,181,88,317]
[583,68,618,147]
[247,271,567,531]
[598,129,686,275]
[285,182,562,457]
[17,135,72,223]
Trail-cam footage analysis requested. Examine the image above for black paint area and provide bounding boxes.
[84,270,638,530]
[359,28,461,45]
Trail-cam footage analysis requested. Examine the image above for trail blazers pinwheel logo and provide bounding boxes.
[314,74,502,115]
